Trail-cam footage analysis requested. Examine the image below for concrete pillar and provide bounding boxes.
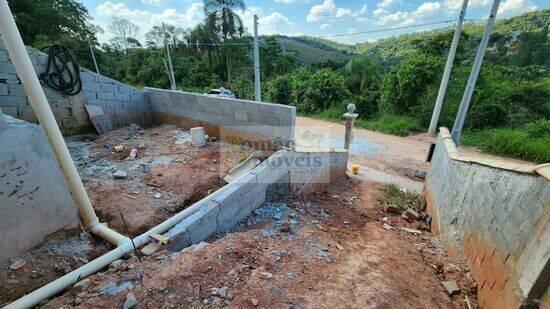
[343,104,358,151]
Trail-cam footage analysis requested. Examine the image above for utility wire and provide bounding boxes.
[324,20,456,38]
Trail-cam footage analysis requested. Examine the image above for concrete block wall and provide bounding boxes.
[146,88,295,149]
[163,148,349,250]
[0,111,79,263]
[80,72,153,129]
[0,39,153,134]
[425,129,549,308]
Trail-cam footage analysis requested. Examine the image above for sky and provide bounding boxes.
[81,0,549,45]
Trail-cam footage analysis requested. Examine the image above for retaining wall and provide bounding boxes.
[425,128,549,308]
[0,40,152,134]
[161,149,348,251]
[146,88,295,149]
[0,110,79,263]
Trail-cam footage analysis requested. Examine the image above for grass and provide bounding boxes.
[462,124,550,164]
[313,110,424,136]
[313,109,549,164]
[378,184,426,211]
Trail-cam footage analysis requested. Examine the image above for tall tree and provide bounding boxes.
[108,17,140,54]
[203,0,246,82]
[8,0,96,46]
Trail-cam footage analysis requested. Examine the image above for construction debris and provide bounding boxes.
[442,280,461,296]
[404,207,420,220]
[112,170,128,179]
[9,260,26,270]
[114,145,124,152]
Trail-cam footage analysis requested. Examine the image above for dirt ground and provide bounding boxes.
[0,124,254,306]
[69,124,254,236]
[42,177,478,309]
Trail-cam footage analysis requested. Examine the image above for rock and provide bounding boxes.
[280,220,292,233]
[109,259,125,271]
[401,227,422,235]
[443,263,461,274]
[441,280,461,296]
[259,271,273,279]
[123,292,138,309]
[73,278,91,289]
[114,145,124,152]
[113,170,128,179]
[139,163,151,173]
[128,148,138,159]
[9,259,26,270]
[384,204,400,214]
[382,223,393,230]
[249,298,259,307]
[404,208,420,220]
[153,192,162,199]
[152,156,172,165]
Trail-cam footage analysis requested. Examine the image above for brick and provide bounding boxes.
[1,96,27,107]
[7,83,26,97]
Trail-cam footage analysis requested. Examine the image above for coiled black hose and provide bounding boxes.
[39,45,82,96]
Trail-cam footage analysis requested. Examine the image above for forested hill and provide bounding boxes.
[274,10,549,65]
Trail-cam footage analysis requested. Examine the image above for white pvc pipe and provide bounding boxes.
[253,15,261,102]
[5,191,212,308]
[0,0,127,246]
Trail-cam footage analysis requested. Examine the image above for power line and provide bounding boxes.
[324,20,456,38]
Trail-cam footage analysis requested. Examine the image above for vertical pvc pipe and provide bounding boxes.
[428,0,469,134]
[451,0,501,145]
[88,40,100,74]
[253,15,262,102]
[0,0,126,245]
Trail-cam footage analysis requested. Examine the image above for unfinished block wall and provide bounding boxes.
[0,110,79,263]
[0,40,152,134]
[425,129,549,308]
[146,88,295,149]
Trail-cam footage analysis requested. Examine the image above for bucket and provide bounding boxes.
[351,165,360,175]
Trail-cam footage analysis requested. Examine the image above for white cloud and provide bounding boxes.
[140,0,160,4]
[95,1,203,43]
[376,0,403,9]
[275,0,297,3]
[358,4,368,15]
[320,23,331,30]
[442,0,490,10]
[260,12,294,27]
[307,0,353,22]
[372,1,451,26]
[498,0,537,18]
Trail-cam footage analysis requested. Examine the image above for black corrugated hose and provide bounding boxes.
[39,45,82,96]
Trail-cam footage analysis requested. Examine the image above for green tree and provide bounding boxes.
[8,0,96,46]
[266,75,292,105]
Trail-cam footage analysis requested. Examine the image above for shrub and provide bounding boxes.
[265,75,292,105]
[356,113,423,136]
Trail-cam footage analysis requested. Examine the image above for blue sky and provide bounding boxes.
[81,0,549,45]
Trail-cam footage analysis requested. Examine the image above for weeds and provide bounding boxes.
[378,184,426,211]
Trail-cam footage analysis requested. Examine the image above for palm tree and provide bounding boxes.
[345,57,382,95]
[203,0,246,82]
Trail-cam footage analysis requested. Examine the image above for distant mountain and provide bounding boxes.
[269,35,354,66]
[272,10,549,65]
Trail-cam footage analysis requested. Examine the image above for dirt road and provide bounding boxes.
[295,117,433,192]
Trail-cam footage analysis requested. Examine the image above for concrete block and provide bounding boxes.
[0,49,7,62]
[0,72,17,80]
[81,81,100,92]
[17,107,37,123]
[1,96,27,107]
[0,62,16,75]
[235,109,247,121]
[137,101,151,111]
[123,101,138,110]
[191,127,206,146]
[260,114,279,126]
[82,90,98,100]
[7,83,26,97]
[247,112,261,123]
[98,91,114,101]
[0,83,7,96]
[100,83,118,92]
[115,93,130,101]
[79,71,95,82]
[0,106,17,118]
[115,108,128,117]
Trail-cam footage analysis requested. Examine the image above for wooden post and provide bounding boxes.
[343,103,358,151]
